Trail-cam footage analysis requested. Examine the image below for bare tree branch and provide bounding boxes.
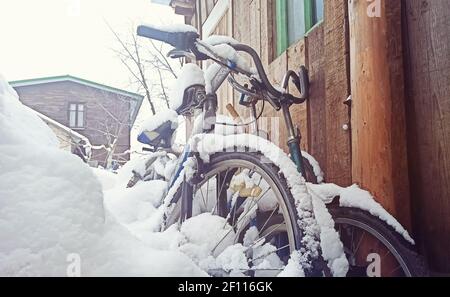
[107,22,156,115]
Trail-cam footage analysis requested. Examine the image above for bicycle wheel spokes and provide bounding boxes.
[337,222,409,277]
[190,161,295,273]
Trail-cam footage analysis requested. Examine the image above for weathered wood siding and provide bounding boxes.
[403,0,450,273]
[192,0,352,186]
[324,0,352,186]
[349,0,411,229]
[189,0,450,273]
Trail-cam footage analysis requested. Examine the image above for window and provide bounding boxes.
[275,0,324,56]
[69,103,85,128]
[312,0,324,24]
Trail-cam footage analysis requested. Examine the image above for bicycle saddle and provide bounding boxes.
[138,121,176,149]
[138,110,178,149]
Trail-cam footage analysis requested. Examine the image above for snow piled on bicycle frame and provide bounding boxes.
[169,63,205,112]
[0,75,206,276]
[189,133,349,276]
[299,151,414,245]
[139,109,179,135]
[301,151,325,184]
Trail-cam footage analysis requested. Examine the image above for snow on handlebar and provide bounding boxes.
[137,24,309,105]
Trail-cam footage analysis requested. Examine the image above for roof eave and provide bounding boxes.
[9,75,144,101]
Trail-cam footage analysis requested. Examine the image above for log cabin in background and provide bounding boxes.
[158,0,450,274]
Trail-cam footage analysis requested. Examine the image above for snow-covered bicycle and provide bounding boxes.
[134,24,426,277]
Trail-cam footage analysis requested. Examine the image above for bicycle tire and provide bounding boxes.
[328,205,428,277]
[164,151,306,273]
[301,155,427,276]
[302,156,318,184]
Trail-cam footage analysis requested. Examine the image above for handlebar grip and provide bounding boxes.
[137,25,174,45]
[296,66,309,100]
[137,25,199,51]
[284,67,309,104]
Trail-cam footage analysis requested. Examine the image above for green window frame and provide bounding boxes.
[276,0,324,56]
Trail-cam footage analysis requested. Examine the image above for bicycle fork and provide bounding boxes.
[281,102,306,179]
[180,93,218,224]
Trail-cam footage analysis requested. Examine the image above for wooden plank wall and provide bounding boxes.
[199,0,217,25]
[191,0,450,273]
[288,41,308,151]
[209,10,233,112]
[403,0,450,273]
[194,0,352,186]
[306,26,327,175]
[324,1,352,186]
[349,0,411,229]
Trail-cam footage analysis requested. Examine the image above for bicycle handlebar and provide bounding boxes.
[137,25,309,105]
[137,25,199,51]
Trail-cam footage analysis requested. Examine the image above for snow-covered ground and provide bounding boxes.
[0,74,311,277]
[0,75,206,276]
[95,156,300,277]
[0,72,414,277]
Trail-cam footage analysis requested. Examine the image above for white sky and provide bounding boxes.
[0,0,185,152]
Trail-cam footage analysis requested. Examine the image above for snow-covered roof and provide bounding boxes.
[24,105,91,146]
[9,75,143,100]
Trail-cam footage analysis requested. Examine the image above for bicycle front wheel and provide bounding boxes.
[165,152,304,276]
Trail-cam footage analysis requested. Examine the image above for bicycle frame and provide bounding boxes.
[167,80,307,225]
[281,102,307,178]
[149,39,309,224]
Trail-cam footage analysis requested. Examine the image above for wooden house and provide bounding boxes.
[161,0,450,274]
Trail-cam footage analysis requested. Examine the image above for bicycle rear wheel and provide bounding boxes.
[328,206,427,277]
[165,152,305,276]
[301,155,427,277]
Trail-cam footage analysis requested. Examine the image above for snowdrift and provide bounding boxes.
[0,74,205,276]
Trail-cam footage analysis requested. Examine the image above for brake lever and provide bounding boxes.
[167,49,196,60]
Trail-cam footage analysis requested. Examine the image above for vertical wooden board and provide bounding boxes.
[260,0,274,66]
[233,0,252,46]
[306,25,327,176]
[387,0,411,229]
[230,0,255,123]
[287,40,309,151]
[200,0,208,25]
[231,0,239,41]
[323,0,352,186]
[212,11,234,113]
[232,0,243,42]
[404,0,450,272]
[206,0,215,16]
[349,0,411,229]
[266,52,289,151]
[229,0,243,113]
[249,0,262,54]
[242,0,252,46]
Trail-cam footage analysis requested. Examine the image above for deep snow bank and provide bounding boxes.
[0,75,205,276]
[0,75,58,147]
